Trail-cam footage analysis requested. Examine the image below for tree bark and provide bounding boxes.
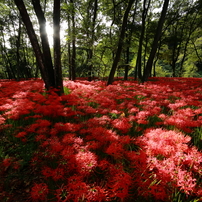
[67,15,72,80]
[135,0,151,82]
[53,0,64,94]
[124,1,138,81]
[124,47,130,81]
[179,13,198,76]
[14,0,51,89]
[32,0,55,88]
[143,0,169,82]
[16,19,22,80]
[88,0,98,81]
[107,0,135,85]
[70,0,76,81]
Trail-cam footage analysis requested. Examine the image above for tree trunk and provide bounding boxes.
[14,0,51,89]
[135,0,151,82]
[124,2,138,81]
[53,0,64,94]
[32,0,55,88]
[143,0,169,82]
[124,47,130,81]
[153,40,162,77]
[88,0,98,81]
[192,40,202,63]
[70,0,76,81]
[15,0,64,92]
[67,15,72,80]
[107,0,135,85]
[179,14,198,76]
[16,19,22,80]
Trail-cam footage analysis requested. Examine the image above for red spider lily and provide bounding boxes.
[134,128,202,199]
[30,183,49,201]
[0,115,5,125]
[2,158,12,168]
[55,185,69,202]
[1,77,202,201]
[15,131,27,138]
[75,151,97,175]
[111,117,131,134]
[42,166,65,181]
[105,142,125,159]
[86,186,108,201]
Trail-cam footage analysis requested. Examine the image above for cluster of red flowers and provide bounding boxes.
[133,128,202,200]
[0,77,202,201]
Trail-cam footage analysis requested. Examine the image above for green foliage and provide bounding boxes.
[190,126,202,151]
[63,86,71,95]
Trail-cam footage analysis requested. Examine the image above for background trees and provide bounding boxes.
[0,0,201,86]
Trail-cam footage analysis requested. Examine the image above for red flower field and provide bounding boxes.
[0,77,202,201]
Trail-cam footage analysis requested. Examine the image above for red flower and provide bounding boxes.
[105,142,124,159]
[41,166,54,178]
[52,167,65,181]
[30,183,48,200]
[36,119,51,127]
[13,161,20,170]
[55,185,69,201]
[86,186,108,201]
[16,131,27,138]
[134,128,202,199]
[75,151,97,175]
[111,117,131,133]
[67,175,88,200]
[0,115,5,124]
[2,158,12,167]
[108,170,132,199]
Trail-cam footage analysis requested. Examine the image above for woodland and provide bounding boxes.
[0,0,201,89]
[0,0,202,202]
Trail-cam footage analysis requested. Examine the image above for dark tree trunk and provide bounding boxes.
[15,0,64,92]
[107,0,135,85]
[31,0,55,88]
[53,0,64,94]
[124,1,138,81]
[70,0,76,81]
[67,15,72,80]
[88,49,93,81]
[14,0,52,89]
[143,0,170,82]
[16,19,22,80]
[135,0,151,82]
[124,47,130,81]
[88,0,98,81]
[171,40,181,77]
[153,40,162,77]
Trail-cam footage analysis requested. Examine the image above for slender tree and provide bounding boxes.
[124,0,138,80]
[107,0,135,85]
[143,0,170,82]
[135,0,151,81]
[70,0,76,81]
[87,0,98,81]
[53,0,64,94]
[31,0,55,87]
